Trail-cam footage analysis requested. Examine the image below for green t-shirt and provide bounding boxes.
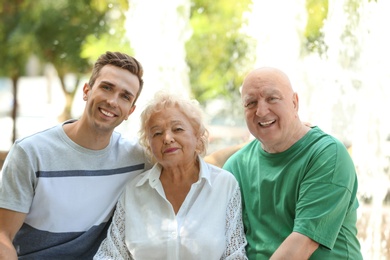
[223,126,362,259]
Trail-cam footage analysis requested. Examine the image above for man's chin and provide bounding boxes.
[94,121,118,133]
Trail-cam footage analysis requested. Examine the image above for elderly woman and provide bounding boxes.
[94,92,247,259]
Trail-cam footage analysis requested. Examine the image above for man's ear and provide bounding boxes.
[124,105,136,120]
[83,83,90,101]
[293,92,299,111]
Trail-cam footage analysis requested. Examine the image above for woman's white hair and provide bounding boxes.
[138,90,209,160]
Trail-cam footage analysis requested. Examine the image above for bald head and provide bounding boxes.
[241,67,294,101]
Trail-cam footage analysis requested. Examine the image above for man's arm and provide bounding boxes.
[204,142,249,168]
[0,208,26,260]
[270,232,319,260]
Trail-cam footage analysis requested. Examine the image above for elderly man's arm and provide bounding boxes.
[270,232,319,260]
[0,208,26,260]
[204,142,249,168]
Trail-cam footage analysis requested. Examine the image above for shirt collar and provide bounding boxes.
[136,163,162,188]
[198,156,212,187]
[136,155,212,188]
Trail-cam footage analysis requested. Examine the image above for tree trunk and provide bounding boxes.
[11,76,19,143]
[57,74,80,122]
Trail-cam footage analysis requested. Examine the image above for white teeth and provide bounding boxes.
[101,109,114,117]
[259,120,275,126]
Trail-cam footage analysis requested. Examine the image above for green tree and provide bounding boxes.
[302,0,371,57]
[0,0,36,143]
[186,0,255,106]
[339,0,361,69]
[303,0,329,56]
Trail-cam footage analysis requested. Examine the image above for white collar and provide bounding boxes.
[136,155,212,188]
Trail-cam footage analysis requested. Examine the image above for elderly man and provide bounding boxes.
[224,67,363,259]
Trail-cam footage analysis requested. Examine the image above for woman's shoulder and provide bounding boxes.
[205,162,239,185]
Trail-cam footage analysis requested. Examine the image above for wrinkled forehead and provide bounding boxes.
[241,68,292,98]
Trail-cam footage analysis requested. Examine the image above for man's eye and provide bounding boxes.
[268,97,279,102]
[245,101,256,108]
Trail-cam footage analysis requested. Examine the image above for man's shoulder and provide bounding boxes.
[306,126,348,151]
[15,124,60,147]
[224,139,259,168]
[233,139,259,157]
[111,134,152,169]
[112,133,142,149]
[113,133,139,145]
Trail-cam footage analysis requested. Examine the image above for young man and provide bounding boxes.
[224,67,363,259]
[0,51,152,259]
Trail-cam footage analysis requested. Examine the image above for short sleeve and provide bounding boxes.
[294,141,357,249]
[0,143,36,213]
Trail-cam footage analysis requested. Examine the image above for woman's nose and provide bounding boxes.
[163,132,174,144]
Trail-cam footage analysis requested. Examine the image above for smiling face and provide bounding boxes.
[147,107,200,169]
[241,67,300,152]
[83,64,139,133]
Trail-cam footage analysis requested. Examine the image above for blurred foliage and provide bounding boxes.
[32,0,131,74]
[302,0,369,58]
[0,0,36,142]
[32,0,107,77]
[186,0,256,105]
[339,0,361,69]
[0,0,34,78]
[0,0,131,79]
[303,0,328,56]
[81,1,133,64]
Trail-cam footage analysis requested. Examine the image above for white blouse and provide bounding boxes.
[94,156,247,260]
